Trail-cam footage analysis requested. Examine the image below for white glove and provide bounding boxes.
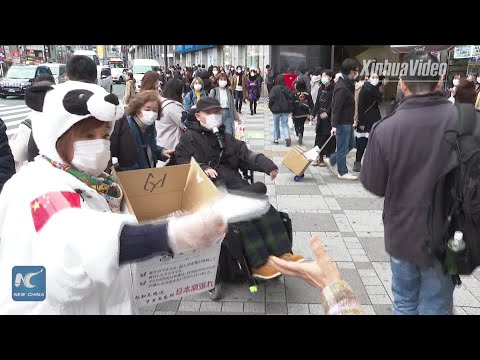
[167,207,227,254]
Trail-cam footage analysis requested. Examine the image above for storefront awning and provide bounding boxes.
[391,45,454,54]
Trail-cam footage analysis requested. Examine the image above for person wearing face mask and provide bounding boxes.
[157,78,187,152]
[175,98,304,279]
[312,70,336,166]
[209,73,240,135]
[0,81,227,314]
[210,66,219,83]
[256,69,264,98]
[449,73,462,100]
[183,77,209,111]
[231,66,248,114]
[354,72,383,172]
[120,90,173,170]
[310,68,323,107]
[246,70,260,116]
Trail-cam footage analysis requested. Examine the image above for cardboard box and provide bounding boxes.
[114,158,222,308]
[282,146,313,176]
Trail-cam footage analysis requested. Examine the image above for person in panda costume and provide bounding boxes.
[0,81,227,315]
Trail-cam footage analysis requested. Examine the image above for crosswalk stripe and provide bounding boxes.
[5,118,28,129]
[0,105,29,111]
[1,112,30,121]
[0,108,30,116]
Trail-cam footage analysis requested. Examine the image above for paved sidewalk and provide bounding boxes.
[139,99,480,315]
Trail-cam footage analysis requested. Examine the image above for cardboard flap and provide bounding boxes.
[183,158,219,212]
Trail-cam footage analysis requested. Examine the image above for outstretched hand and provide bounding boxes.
[268,235,341,291]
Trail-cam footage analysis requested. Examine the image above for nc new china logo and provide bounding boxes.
[12,266,46,301]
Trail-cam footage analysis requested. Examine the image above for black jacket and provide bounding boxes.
[175,121,277,189]
[331,76,355,127]
[291,91,314,118]
[0,118,15,193]
[357,82,383,133]
[361,93,480,267]
[110,115,140,171]
[268,85,293,114]
[313,83,334,135]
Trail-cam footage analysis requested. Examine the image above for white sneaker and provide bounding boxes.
[323,158,337,175]
[338,173,358,180]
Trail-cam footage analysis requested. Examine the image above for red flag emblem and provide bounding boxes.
[30,191,81,232]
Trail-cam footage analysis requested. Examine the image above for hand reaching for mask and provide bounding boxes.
[167,206,227,254]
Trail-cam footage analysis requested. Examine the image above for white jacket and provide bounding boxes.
[0,158,136,315]
[156,97,185,151]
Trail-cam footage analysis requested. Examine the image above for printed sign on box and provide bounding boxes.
[131,244,221,307]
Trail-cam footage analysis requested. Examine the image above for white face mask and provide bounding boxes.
[194,83,202,91]
[477,77,480,84]
[250,72,255,77]
[219,80,228,88]
[213,70,218,75]
[71,139,111,177]
[140,110,158,126]
[370,79,379,86]
[321,77,330,85]
[453,79,460,86]
[237,69,242,73]
[201,113,222,130]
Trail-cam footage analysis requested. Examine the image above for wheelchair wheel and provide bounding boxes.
[208,283,223,300]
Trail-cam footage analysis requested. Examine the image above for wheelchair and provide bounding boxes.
[207,168,293,300]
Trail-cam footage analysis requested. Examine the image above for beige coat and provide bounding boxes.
[476,90,480,109]
[123,79,136,105]
[231,74,248,99]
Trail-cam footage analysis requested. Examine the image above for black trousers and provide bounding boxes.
[249,99,257,114]
[355,137,368,162]
[315,133,336,158]
[234,90,243,112]
[267,83,274,94]
[293,116,307,136]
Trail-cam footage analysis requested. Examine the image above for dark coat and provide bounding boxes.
[175,121,277,189]
[268,84,293,114]
[313,83,334,135]
[246,78,260,101]
[110,115,140,171]
[291,91,314,119]
[360,93,480,267]
[0,118,15,193]
[331,76,355,127]
[357,82,383,133]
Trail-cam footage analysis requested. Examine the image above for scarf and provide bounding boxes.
[341,73,356,92]
[43,155,123,213]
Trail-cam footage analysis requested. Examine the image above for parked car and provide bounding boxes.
[97,66,113,93]
[43,63,67,84]
[0,64,53,98]
[111,68,129,84]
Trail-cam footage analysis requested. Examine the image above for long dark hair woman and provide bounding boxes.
[312,70,335,166]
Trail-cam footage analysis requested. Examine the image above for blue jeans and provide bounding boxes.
[272,113,290,142]
[221,108,234,135]
[390,256,455,315]
[329,124,355,176]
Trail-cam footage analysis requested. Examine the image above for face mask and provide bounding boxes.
[194,83,202,91]
[453,79,460,86]
[213,70,218,75]
[321,77,330,85]
[250,72,255,77]
[201,114,222,130]
[71,139,111,177]
[237,69,242,73]
[477,77,480,84]
[219,80,228,88]
[140,110,158,126]
[370,79,379,86]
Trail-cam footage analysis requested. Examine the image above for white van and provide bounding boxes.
[131,59,161,92]
[73,50,100,65]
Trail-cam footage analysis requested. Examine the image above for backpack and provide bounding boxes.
[293,92,311,116]
[435,103,480,282]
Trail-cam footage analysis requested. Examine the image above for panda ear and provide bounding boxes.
[25,85,54,112]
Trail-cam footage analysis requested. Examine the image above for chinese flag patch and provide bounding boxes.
[30,191,81,232]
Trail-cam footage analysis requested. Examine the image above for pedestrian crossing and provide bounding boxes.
[0,103,32,139]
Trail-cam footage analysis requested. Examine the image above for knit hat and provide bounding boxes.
[25,80,124,163]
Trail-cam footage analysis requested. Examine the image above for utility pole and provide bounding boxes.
[164,45,168,68]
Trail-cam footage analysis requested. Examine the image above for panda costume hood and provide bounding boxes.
[25,80,124,164]
[0,81,137,315]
